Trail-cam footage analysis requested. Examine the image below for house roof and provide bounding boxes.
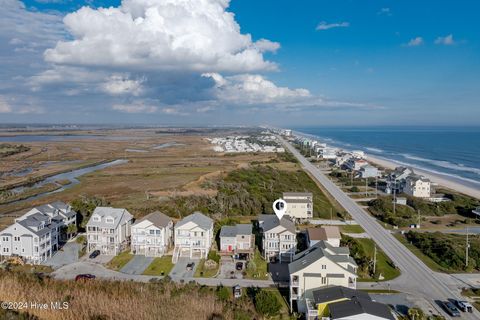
[407,174,430,183]
[288,241,356,274]
[312,286,371,305]
[329,297,394,320]
[307,226,340,241]
[176,211,213,230]
[220,224,253,237]
[262,215,295,234]
[87,207,133,229]
[284,198,312,204]
[135,211,172,228]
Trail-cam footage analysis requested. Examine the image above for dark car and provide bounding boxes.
[89,250,100,259]
[186,262,195,271]
[75,274,96,281]
[235,262,243,271]
[441,301,461,317]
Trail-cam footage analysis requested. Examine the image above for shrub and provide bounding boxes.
[254,290,281,317]
[216,285,230,301]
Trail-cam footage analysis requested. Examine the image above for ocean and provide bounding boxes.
[293,126,480,189]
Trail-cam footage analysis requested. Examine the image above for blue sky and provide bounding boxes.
[1,0,479,126]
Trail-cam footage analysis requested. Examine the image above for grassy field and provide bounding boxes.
[0,270,259,320]
[245,248,269,280]
[340,224,365,233]
[194,258,220,278]
[394,233,447,272]
[342,236,401,282]
[142,256,174,276]
[106,251,134,271]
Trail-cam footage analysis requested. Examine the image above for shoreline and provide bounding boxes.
[367,154,480,200]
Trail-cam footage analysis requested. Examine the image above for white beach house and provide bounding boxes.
[131,211,173,257]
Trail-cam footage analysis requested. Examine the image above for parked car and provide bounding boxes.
[233,285,242,298]
[235,262,243,271]
[456,300,473,313]
[75,274,96,281]
[186,262,195,271]
[89,250,100,259]
[441,301,461,317]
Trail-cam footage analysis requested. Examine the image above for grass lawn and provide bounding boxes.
[354,238,401,282]
[142,256,174,276]
[106,251,134,271]
[340,224,365,233]
[245,248,269,280]
[394,233,449,273]
[194,258,219,278]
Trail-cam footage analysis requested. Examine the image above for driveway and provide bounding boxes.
[218,259,244,279]
[169,257,199,279]
[121,255,154,275]
[43,241,81,269]
[268,262,289,282]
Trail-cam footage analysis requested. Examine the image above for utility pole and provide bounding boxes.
[466,225,470,268]
[417,209,421,228]
[373,244,377,276]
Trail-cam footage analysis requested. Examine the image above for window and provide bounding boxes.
[106,217,114,224]
[156,230,161,235]
[322,265,326,270]
[93,216,101,222]
[14,236,20,241]
[321,277,327,285]
[150,230,155,235]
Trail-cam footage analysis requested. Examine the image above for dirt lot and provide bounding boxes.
[0,129,282,228]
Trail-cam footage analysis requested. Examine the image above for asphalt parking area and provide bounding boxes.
[170,257,199,279]
[43,241,81,269]
[121,255,154,275]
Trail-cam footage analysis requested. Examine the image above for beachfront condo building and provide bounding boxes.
[0,201,77,264]
[259,214,297,262]
[404,175,432,198]
[283,192,313,220]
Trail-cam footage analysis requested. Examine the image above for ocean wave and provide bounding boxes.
[366,147,384,153]
[402,154,480,176]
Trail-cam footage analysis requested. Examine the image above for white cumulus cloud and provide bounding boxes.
[0,96,13,113]
[44,0,279,72]
[406,37,424,47]
[316,21,349,31]
[435,34,455,46]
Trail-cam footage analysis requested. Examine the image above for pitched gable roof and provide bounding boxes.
[261,215,295,234]
[312,286,370,305]
[136,211,172,228]
[176,211,213,230]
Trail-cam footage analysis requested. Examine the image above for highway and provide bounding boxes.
[279,136,479,319]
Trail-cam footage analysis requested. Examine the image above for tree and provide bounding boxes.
[67,224,78,237]
[254,290,281,317]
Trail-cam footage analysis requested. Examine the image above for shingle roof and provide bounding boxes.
[262,215,295,234]
[87,207,133,229]
[329,297,394,320]
[288,241,355,274]
[136,211,172,228]
[220,224,253,237]
[176,211,213,230]
[312,286,371,304]
[283,192,312,197]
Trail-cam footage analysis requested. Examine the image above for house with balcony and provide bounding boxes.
[0,201,77,264]
[404,175,431,198]
[173,212,213,263]
[86,207,133,255]
[219,224,254,258]
[131,211,173,257]
[283,192,313,220]
[306,226,341,248]
[259,214,296,263]
[288,241,357,315]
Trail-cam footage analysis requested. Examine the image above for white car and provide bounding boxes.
[457,300,473,313]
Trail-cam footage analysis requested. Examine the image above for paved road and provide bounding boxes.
[280,136,479,319]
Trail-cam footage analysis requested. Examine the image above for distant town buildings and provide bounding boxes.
[283,192,313,220]
[209,134,285,153]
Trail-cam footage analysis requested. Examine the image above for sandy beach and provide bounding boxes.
[367,154,480,200]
